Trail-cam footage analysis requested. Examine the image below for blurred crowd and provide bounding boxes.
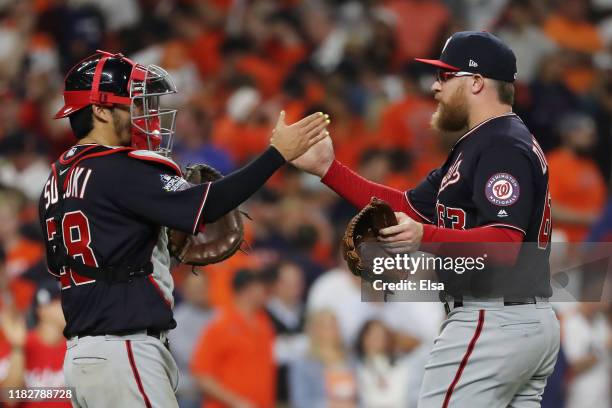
[0,0,611,407]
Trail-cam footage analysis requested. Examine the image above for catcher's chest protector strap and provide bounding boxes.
[48,145,153,283]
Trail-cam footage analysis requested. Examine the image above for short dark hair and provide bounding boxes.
[232,268,265,292]
[68,105,94,139]
[495,80,515,105]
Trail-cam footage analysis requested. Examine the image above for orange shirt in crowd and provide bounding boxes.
[377,95,446,181]
[383,0,449,64]
[236,55,284,98]
[377,95,436,150]
[22,330,70,408]
[544,15,603,54]
[5,278,36,312]
[189,31,224,79]
[5,238,44,280]
[331,119,377,169]
[211,116,270,164]
[548,148,607,242]
[201,251,258,309]
[191,307,276,408]
[544,14,604,94]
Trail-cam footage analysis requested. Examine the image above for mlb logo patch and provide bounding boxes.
[485,173,520,206]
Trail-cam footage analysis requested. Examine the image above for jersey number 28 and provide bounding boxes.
[46,211,98,289]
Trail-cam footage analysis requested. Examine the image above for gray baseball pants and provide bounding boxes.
[64,331,179,408]
[418,297,560,408]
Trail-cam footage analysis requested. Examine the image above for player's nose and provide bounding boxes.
[431,79,442,93]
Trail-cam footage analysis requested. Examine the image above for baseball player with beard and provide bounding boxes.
[39,51,329,407]
[293,31,559,407]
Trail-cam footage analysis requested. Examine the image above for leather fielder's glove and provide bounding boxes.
[342,197,399,282]
[168,164,245,265]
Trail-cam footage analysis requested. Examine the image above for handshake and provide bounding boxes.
[269,110,336,178]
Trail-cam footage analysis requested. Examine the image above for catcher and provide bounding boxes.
[38,51,329,408]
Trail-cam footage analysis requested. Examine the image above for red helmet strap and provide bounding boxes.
[89,55,110,105]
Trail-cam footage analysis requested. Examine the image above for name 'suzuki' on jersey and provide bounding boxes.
[42,166,93,209]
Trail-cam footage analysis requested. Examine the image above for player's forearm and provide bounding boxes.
[322,159,415,214]
[202,146,285,223]
[420,225,523,265]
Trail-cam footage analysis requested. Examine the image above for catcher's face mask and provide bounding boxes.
[129,64,178,155]
[54,50,178,156]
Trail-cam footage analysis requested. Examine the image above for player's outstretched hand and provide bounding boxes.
[270,111,329,161]
[378,212,424,253]
[291,131,335,178]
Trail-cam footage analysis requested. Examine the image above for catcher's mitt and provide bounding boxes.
[168,164,244,266]
[343,197,399,282]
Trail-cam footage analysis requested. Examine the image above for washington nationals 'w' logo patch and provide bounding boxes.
[439,153,463,193]
[485,173,520,206]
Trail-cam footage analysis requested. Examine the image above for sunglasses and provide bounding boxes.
[436,71,477,83]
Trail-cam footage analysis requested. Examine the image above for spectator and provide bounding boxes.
[266,261,308,406]
[19,281,69,408]
[562,303,611,408]
[496,0,557,83]
[354,319,410,408]
[172,105,235,175]
[544,0,604,54]
[548,113,607,243]
[0,131,51,201]
[289,309,357,408]
[191,269,276,408]
[307,261,437,351]
[381,0,450,64]
[169,272,215,408]
[211,86,272,165]
[587,196,612,242]
[525,52,581,151]
[0,296,27,389]
[0,189,44,280]
[376,63,442,181]
[460,0,509,31]
[307,264,380,345]
[543,0,604,93]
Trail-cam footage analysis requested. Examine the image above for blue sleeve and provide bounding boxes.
[472,146,534,234]
[586,197,612,242]
[405,168,444,224]
[112,159,209,235]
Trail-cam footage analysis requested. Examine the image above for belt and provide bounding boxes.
[75,329,169,349]
[439,292,540,314]
[452,297,537,308]
[147,329,170,350]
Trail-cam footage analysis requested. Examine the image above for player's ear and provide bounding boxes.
[91,104,112,124]
[471,75,485,95]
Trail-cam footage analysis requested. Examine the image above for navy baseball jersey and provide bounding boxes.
[39,144,210,338]
[406,113,552,297]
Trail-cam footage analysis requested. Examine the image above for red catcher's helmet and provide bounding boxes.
[54,50,178,155]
